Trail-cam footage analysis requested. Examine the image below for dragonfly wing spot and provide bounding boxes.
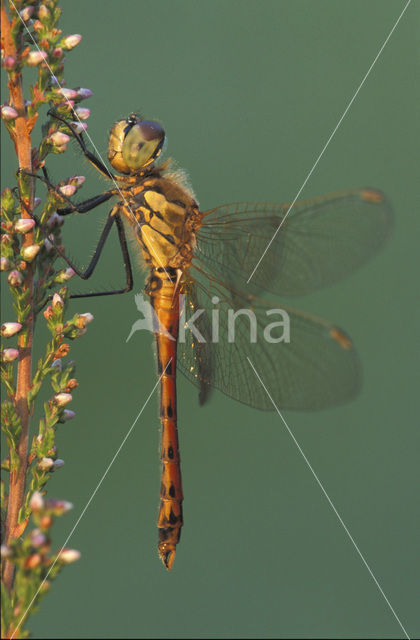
[330,327,353,350]
[361,188,384,203]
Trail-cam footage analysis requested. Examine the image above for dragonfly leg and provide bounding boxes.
[48,110,138,185]
[48,109,131,184]
[18,167,118,216]
[56,190,118,216]
[53,209,134,299]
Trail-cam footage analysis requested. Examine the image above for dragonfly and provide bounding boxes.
[32,111,393,570]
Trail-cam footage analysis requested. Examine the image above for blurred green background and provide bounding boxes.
[2,1,419,638]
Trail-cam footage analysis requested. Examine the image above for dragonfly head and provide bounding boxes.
[107,114,165,174]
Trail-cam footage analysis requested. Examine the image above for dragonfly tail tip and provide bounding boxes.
[159,546,176,571]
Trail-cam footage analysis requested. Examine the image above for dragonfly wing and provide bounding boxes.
[177,275,361,411]
[179,285,214,405]
[195,188,393,296]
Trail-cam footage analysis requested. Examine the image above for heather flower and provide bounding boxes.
[29,491,44,511]
[1,322,22,338]
[77,87,93,99]
[62,34,82,50]
[49,131,70,146]
[2,348,19,362]
[14,218,36,234]
[8,270,23,286]
[26,51,48,66]
[37,458,54,471]
[60,549,81,564]
[21,244,40,261]
[54,393,72,406]
[1,105,18,121]
[74,107,90,120]
[59,184,76,197]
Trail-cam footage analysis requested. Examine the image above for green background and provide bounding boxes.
[1,1,419,638]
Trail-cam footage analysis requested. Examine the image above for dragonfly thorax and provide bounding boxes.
[121,175,202,270]
[108,114,165,174]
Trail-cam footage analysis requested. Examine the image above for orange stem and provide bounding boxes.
[1,3,35,594]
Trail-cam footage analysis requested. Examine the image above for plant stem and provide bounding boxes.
[1,3,35,591]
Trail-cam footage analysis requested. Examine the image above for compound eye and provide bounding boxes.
[137,120,165,142]
[122,120,165,170]
[108,116,165,174]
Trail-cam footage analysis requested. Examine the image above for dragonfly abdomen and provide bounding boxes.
[148,269,183,570]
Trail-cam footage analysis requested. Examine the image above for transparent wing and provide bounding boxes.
[195,188,393,296]
[177,272,361,411]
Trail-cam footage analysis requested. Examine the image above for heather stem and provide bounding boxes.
[1,2,35,592]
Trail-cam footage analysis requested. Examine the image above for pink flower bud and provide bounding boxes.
[69,175,85,188]
[21,244,40,261]
[77,87,93,100]
[62,409,76,421]
[1,322,22,338]
[2,348,19,362]
[58,88,78,100]
[54,393,72,407]
[1,233,12,245]
[80,312,94,324]
[38,457,54,471]
[14,218,36,233]
[26,51,48,66]
[30,491,44,511]
[59,184,76,197]
[1,105,18,121]
[55,268,75,283]
[31,530,47,547]
[2,56,16,71]
[70,122,88,134]
[49,131,70,146]
[1,257,11,271]
[38,5,50,19]
[8,270,23,286]
[60,549,81,564]
[52,47,63,59]
[52,293,64,309]
[47,212,64,228]
[74,107,90,120]
[19,6,34,21]
[53,458,65,469]
[56,100,74,111]
[45,498,73,513]
[62,34,82,50]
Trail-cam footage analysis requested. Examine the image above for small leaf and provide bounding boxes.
[1,583,13,636]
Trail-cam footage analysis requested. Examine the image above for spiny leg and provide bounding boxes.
[48,109,113,179]
[18,167,118,215]
[16,173,133,299]
[57,192,117,215]
[52,208,134,298]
